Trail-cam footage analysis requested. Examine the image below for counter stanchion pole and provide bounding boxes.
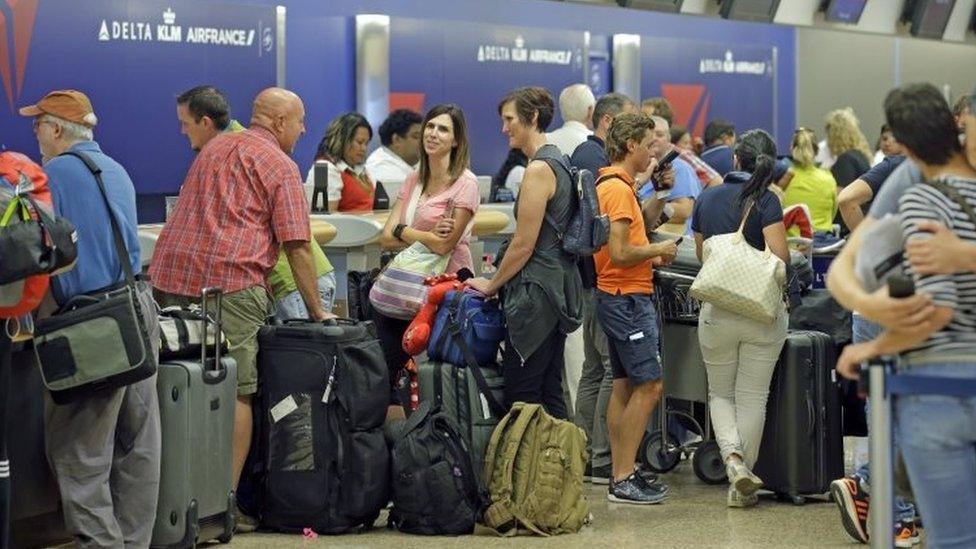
[867,359,894,549]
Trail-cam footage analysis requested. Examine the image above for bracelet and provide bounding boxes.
[393,223,407,241]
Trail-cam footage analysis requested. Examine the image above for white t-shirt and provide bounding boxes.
[546,120,591,157]
[365,146,416,186]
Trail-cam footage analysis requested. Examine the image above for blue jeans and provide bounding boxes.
[852,315,915,522]
[273,272,337,321]
[896,362,976,548]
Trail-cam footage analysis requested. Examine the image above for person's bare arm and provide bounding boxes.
[837,179,873,231]
[836,307,954,379]
[906,220,976,275]
[608,219,677,268]
[762,222,790,264]
[467,161,554,296]
[825,217,934,330]
[283,240,328,321]
[668,197,694,226]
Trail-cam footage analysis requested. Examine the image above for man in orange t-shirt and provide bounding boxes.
[594,113,679,505]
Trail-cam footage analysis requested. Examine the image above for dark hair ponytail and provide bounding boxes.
[735,129,778,207]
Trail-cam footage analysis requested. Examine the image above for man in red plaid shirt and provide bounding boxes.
[151,88,324,527]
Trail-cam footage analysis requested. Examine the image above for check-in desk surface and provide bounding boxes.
[137,219,338,268]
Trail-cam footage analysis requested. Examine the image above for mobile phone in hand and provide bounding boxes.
[888,276,915,298]
[652,149,681,190]
[674,236,684,246]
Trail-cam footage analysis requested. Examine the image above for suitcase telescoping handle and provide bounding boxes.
[200,287,223,372]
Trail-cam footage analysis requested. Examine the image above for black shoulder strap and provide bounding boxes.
[536,149,576,239]
[445,295,507,418]
[926,179,976,227]
[59,151,136,286]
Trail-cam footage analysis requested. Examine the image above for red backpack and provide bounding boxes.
[0,151,53,318]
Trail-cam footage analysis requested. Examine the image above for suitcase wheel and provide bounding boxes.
[639,430,681,473]
[691,440,726,485]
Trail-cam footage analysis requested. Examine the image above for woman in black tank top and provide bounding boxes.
[468,87,583,419]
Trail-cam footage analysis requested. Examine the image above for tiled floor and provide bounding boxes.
[225,459,858,549]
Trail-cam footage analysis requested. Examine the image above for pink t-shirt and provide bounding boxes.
[397,169,480,274]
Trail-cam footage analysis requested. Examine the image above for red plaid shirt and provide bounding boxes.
[150,126,311,296]
[678,148,721,188]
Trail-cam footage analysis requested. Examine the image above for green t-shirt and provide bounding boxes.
[783,165,838,233]
[268,243,334,299]
[226,119,245,133]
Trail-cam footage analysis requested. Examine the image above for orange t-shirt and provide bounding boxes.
[594,166,653,295]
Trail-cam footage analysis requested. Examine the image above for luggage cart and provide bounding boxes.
[638,270,726,485]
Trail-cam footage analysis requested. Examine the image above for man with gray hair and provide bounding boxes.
[547,83,596,156]
[20,89,161,547]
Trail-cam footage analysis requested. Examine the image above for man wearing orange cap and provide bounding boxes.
[20,90,161,548]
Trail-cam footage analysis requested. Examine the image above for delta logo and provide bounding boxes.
[662,83,711,138]
[0,0,39,114]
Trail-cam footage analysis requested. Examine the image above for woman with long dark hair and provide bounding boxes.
[690,129,790,508]
[376,103,479,420]
[306,112,376,212]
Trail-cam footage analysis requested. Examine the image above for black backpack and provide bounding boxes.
[389,401,484,535]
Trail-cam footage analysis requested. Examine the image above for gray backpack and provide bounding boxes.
[539,151,610,257]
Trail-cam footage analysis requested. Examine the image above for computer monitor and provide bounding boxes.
[823,0,868,24]
[906,0,957,39]
[720,0,782,23]
[616,0,684,12]
[311,163,329,213]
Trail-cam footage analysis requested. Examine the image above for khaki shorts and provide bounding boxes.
[156,285,272,396]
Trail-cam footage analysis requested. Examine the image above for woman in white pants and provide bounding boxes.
[690,129,790,507]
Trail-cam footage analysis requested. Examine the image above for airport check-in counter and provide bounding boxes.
[316,209,510,316]
[137,218,339,270]
[477,203,516,268]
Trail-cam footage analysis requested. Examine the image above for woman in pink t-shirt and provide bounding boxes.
[377,103,480,420]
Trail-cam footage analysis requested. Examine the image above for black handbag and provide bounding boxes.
[0,174,78,284]
[32,151,157,404]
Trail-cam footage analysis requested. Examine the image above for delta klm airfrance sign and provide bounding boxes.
[96,6,274,53]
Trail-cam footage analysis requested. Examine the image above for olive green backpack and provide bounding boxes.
[480,402,589,536]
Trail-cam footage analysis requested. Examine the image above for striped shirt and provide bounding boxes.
[899,175,976,362]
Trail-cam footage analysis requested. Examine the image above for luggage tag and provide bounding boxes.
[271,395,299,423]
[322,356,338,404]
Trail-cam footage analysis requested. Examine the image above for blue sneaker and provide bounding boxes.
[608,473,667,505]
[635,465,671,496]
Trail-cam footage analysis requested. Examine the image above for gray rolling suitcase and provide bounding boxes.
[416,360,505,485]
[152,288,237,548]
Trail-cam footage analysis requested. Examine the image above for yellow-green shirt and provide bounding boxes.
[783,165,837,233]
[268,243,333,300]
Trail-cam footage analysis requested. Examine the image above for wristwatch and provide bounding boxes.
[393,223,407,241]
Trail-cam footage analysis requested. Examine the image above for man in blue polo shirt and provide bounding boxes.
[836,154,906,231]
[640,115,701,236]
[20,89,160,548]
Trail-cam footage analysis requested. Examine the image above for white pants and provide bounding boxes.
[698,302,787,468]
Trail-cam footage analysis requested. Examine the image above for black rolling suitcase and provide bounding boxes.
[152,288,237,548]
[753,330,843,504]
[252,319,389,534]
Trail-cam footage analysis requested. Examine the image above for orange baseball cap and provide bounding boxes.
[19,90,98,128]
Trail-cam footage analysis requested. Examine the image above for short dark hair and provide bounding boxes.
[641,97,674,125]
[704,119,735,146]
[498,87,554,132]
[176,85,231,131]
[669,125,689,145]
[378,109,422,147]
[592,93,634,129]
[884,83,960,166]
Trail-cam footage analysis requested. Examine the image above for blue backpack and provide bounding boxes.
[428,290,506,370]
[539,152,610,257]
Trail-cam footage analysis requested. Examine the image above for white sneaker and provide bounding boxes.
[727,486,759,508]
[726,460,763,496]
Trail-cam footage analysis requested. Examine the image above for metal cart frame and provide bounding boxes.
[639,270,726,485]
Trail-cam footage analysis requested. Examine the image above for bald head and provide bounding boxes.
[250,87,305,153]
